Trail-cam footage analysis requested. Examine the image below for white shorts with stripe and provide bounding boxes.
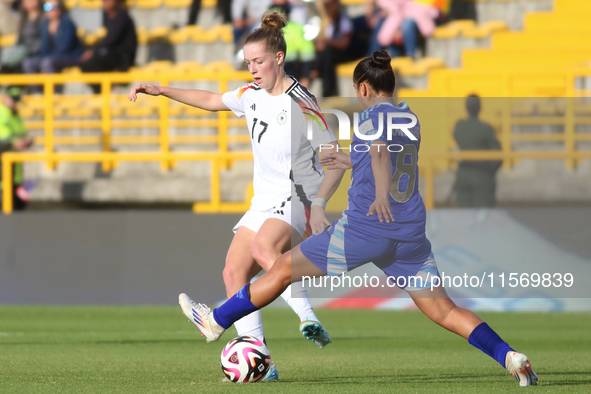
[233,195,309,237]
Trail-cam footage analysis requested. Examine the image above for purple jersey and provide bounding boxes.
[344,101,426,241]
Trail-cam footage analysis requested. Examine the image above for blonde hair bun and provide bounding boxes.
[261,11,288,31]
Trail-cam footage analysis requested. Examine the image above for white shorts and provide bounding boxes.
[233,196,309,237]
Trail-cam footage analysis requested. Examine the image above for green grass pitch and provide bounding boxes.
[1,306,590,393]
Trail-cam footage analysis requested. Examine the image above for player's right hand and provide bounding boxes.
[367,196,394,223]
[128,83,162,102]
[319,152,352,170]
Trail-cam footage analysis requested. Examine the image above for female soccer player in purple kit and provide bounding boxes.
[179,50,539,387]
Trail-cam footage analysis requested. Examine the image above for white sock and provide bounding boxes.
[234,310,264,342]
[280,282,317,322]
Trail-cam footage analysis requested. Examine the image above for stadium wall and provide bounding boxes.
[1,209,590,310]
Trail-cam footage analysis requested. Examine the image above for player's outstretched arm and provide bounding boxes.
[128,83,229,112]
[367,141,395,223]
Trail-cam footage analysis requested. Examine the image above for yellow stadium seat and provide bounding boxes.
[213,24,233,43]
[462,48,591,69]
[125,105,157,118]
[183,106,210,117]
[335,60,359,76]
[206,61,237,74]
[462,21,508,39]
[164,0,191,7]
[173,61,203,73]
[140,61,174,74]
[135,0,163,8]
[169,102,184,117]
[168,27,192,44]
[64,0,78,8]
[79,0,101,8]
[67,107,98,118]
[397,58,445,76]
[84,27,107,46]
[575,101,591,115]
[525,12,591,31]
[554,0,591,13]
[493,31,591,50]
[187,26,213,43]
[390,57,414,69]
[62,67,82,74]
[511,100,536,116]
[148,26,170,42]
[17,106,36,119]
[202,0,215,7]
[136,27,149,45]
[433,20,476,39]
[0,35,17,47]
[77,27,87,39]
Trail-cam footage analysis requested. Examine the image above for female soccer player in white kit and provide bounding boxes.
[129,11,344,380]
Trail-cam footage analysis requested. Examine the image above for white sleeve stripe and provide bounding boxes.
[294,86,320,112]
[291,86,315,110]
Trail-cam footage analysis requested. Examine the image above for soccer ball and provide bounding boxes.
[220,336,271,383]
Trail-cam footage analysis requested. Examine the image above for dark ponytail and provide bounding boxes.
[353,50,395,94]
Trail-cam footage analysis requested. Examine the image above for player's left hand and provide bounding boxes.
[367,197,394,223]
[319,152,352,170]
[310,205,332,234]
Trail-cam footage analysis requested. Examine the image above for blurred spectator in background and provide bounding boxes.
[216,0,232,24]
[313,0,352,97]
[187,0,201,25]
[0,0,19,38]
[1,0,44,74]
[79,0,137,94]
[22,0,83,89]
[453,95,502,208]
[0,87,32,210]
[366,0,438,59]
[448,0,476,21]
[270,0,314,88]
[232,0,271,47]
[188,0,235,26]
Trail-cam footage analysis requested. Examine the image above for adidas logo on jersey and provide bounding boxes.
[250,103,256,111]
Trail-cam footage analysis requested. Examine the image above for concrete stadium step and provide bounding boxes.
[427,20,509,68]
[475,0,553,30]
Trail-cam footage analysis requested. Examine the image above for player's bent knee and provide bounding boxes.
[269,251,292,285]
[222,265,249,291]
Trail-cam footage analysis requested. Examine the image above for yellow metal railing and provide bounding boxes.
[5,150,591,214]
[1,72,252,171]
[4,72,591,174]
[1,151,253,214]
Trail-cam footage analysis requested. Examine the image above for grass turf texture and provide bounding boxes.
[1,307,590,393]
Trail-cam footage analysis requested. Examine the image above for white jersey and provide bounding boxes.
[222,77,336,211]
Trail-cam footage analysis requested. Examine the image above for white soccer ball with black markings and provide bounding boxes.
[220,336,271,383]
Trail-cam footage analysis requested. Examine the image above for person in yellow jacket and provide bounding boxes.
[0,86,33,210]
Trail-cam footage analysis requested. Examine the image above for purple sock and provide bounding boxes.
[468,322,515,368]
[213,284,258,329]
